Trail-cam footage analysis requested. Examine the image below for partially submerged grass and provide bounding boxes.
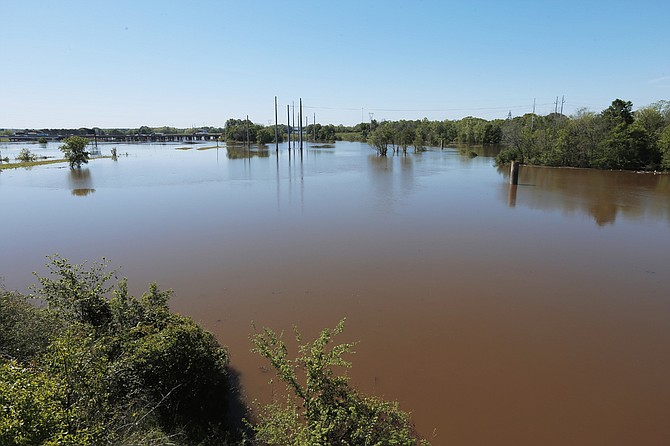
[196,145,220,151]
[0,158,68,170]
[0,156,111,170]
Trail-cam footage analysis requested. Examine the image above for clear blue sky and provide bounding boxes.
[2,0,669,128]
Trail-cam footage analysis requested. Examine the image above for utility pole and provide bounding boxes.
[531,98,536,131]
[299,98,303,152]
[287,105,291,151]
[292,101,295,145]
[313,112,316,142]
[560,95,565,120]
[274,96,278,154]
[246,115,250,148]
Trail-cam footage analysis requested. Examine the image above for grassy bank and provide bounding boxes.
[0,158,68,170]
[0,156,111,170]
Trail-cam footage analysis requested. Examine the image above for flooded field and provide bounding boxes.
[2,141,669,445]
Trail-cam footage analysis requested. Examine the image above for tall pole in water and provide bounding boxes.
[287,105,291,151]
[299,98,303,152]
[292,101,295,145]
[246,115,250,148]
[313,112,316,142]
[274,96,278,154]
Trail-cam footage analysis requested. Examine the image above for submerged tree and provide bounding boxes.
[60,136,90,168]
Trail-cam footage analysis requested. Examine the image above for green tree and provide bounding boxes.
[59,136,90,169]
[250,320,429,445]
[658,125,670,170]
[367,122,395,156]
[17,148,36,162]
[601,98,634,128]
[256,127,275,144]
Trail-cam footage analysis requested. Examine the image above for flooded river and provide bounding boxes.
[1,141,669,445]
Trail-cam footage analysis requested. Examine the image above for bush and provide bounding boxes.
[17,148,36,162]
[24,255,237,445]
[0,359,72,446]
[0,288,59,362]
[250,320,429,445]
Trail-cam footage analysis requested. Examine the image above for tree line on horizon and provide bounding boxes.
[362,99,670,171]
[4,98,669,170]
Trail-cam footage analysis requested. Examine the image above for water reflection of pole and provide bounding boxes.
[507,184,518,207]
[276,146,281,212]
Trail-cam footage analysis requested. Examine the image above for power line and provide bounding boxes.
[300,103,554,113]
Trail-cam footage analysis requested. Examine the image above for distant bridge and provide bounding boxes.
[6,133,223,143]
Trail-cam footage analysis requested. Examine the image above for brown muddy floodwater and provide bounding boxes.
[2,141,669,445]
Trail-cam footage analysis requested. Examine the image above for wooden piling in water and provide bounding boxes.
[510,161,520,185]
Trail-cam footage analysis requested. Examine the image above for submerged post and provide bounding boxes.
[510,161,520,185]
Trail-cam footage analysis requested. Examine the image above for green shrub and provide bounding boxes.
[250,320,429,445]
[17,148,36,162]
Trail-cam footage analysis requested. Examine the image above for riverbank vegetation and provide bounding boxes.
[1,257,428,445]
[6,98,667,170]
[362,99,670,171]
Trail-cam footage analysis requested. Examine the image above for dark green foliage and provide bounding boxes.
[0,288,60,362]
[225,118,264,143]
[601,98,634,127]
[110,312,231,442]
[250,320,429,445]
[312,123,338,142]
[660,125,670,169]
[495,99,669,171]
[256,127,276,144]
[59,136,90,168]
[4,255,236,445]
